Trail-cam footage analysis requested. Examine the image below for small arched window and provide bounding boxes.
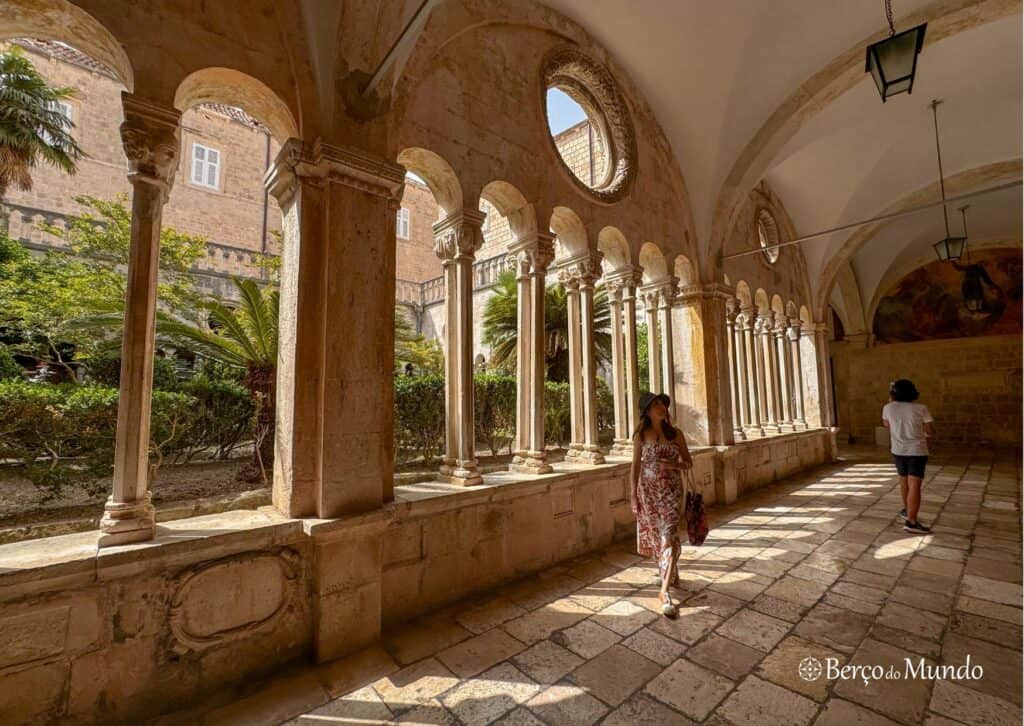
[756,209,780,264]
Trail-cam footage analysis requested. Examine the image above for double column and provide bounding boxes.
[434,209,486,485]
[99,95,181,546]
[509,233,555,474]
[606,269,642,456]
[640,278,677,396]
[787,319,808,428]
[558,252,605,465]
[725,297,746,441]
[773,313,796,431]
[757,310,782,434]
[740,306,765,438]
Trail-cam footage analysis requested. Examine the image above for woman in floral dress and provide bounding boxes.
[631,392,693,617]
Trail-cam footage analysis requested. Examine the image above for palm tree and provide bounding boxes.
[0,48,83,203]
[482,269,611,383]
[158,278,278,482]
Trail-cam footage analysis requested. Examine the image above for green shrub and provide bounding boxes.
[544,381,571,446]
[87,354,184,391]
[0,343,22,380]
[393,374,445,464]
[474,374,516,456]
[176,376,254,461]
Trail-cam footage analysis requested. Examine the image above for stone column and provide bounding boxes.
[510,233,554,474]
[725,298,746,441]
[622,272,642,436]
[774,316,795,431]
[99,96,180,547]
[812,321,836,427]
[267,140,406,518]
[746,307,767,437]
[606,279,630,456]
[434,210,486,485]
[657,285,676,397]
[788,320,807,428]
[560,253,604,465]
[759,310,782,434]
[733,308,752,432]
[643,293,661,393]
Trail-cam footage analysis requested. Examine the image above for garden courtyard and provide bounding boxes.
[170,448,1022,725]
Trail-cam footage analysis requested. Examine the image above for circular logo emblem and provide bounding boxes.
[798,656,823,682]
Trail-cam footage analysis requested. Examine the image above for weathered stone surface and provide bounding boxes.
[644,658,733,720]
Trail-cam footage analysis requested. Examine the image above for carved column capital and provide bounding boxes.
[556,250,603,289]
[433,208,486,262]
[119,94,181,195]
[509,231,555,275]
[786,322,802,341]
[640,276,678,311]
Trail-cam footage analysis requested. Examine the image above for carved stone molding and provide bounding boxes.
[433,209,485,262]
[119,94,181,192]
[264,138,406,207]
[508,232,555,274]
[541,46,637,204]
[168,548,301,654]
[555,250,603,287]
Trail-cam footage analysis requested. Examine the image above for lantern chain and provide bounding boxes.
[885,0,896,36]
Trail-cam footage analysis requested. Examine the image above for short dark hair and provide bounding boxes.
[890,379,919,402]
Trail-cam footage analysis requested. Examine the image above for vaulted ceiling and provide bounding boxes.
[542,0,1022,325]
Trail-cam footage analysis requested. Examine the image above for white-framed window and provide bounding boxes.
[190,142,221,190]
[397,207,411,239]
[42,100,73,144]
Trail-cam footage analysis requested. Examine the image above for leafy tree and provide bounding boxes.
[395,307,444,376]
[157,277,277,482]
[0,197,206,375]
[637,322,650,391]
[482,269,611,383]
[0,48,83,202]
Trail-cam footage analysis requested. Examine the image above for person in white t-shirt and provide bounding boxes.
[882,379,934,535]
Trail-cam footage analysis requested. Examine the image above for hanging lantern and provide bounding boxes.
[866,24,927,102]
[932,235,966,262]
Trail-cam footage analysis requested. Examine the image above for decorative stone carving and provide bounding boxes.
[541,46,637,203]
[433,210,485,261]
[169,549,300,654]
[120,95,181,192]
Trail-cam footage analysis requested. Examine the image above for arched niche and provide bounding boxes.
[397,148,463,217]
[174,68,298,143]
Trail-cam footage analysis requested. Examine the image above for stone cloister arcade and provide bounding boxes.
[1,0,1017,723]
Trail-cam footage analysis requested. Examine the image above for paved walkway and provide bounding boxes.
[213,448,1022,726]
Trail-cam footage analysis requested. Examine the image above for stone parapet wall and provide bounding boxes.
[831,334,1022,447]
[0,430,831,724]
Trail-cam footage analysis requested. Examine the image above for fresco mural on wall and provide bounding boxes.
[873,247,1023,343]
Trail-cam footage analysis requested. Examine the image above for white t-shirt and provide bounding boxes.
[882,401,933,456]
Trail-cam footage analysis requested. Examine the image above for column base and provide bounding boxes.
[731,427,747,442]
[564,445,605,465]
[743,425,766,439]
[98,493,155,547]
[444,459,483,486]
[763,423,783,435]
[509,450,553,475]
[779,422,798,433]
[438,457,455,478]
[608,439,633,457]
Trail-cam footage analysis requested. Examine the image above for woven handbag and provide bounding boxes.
[682,469,709,546]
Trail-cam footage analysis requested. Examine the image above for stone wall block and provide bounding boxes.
[0,660,67,724]
[315,583,381,663]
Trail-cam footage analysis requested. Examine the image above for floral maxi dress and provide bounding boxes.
[635,440,683,582]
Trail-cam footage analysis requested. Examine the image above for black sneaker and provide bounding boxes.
[903,520,931,534]
[899,508,907,520]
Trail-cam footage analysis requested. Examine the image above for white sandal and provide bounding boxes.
[660,592,678,618]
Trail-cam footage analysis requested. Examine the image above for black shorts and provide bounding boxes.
[893,455,928,478]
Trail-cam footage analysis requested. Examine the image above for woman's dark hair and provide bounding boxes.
[634,413,678,442]
[890,379,920,402]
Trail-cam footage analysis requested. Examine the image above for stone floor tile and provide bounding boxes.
[565,557,621,585]
[621,626,688,666]
[511,639,583,685]
[684,588,747,618]
[392,698,460,725]
[644,658,734,721]
[897,568,962,596]
[889,585,955,616]
[525,683,608,726]
[687,633,765,680]
[834,638,933,725]
[794,603,873,654]
[755,635,847,702]
[649,605,723,644]
[906,556,964,580]
[949,611,1023,648]
[841,568,899,592]
[741,555,792,579]
[436,628,525,678]
[955,595,1023,625]
[590,598,657,635]
[371,658,459,715]
[491,706,546,726]
[551,618,621,659]
[383,618,473,666]
[714,675,819,726]
[789,563,843,587]
[316,645,399,698]
[568,582,633,611]
[815,540,871,561]
[868,624,941,659]
[812,697,902,725]
[439,662,540,725]
[749,594,807,623]
[298,684,389,725]
[567,644,661,707]
[716,608,792,653]
[928,679,1019,726]
[964,555,1023,584]
[941,633,1022,705]
[824,591,881,616]
[501,598,591,644]
[708,572,774,601]
[206,670,329,726]
[876,601,947,641]
[830,580,889,606]
[454,596,527,634]
[961,575,1023,607]
[602,692,696,726]
[764,575,828,608]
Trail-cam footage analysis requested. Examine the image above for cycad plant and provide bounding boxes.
[0,48,83,201]
[158,278,278,482]
[482,269,611,382]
